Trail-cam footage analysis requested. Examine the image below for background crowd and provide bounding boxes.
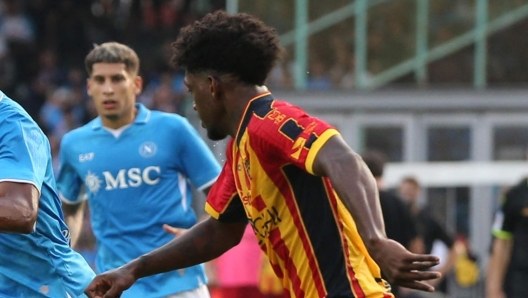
[3,0,528,297]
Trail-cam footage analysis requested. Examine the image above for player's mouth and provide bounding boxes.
[102,100,117,109]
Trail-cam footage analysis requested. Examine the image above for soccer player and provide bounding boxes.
[487,177,528,298]
[57,42,221,298]
[0,91,95,297]
[85,12,441,298]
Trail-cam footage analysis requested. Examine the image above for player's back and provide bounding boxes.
[0,93,94,297]
[230,94,392,297]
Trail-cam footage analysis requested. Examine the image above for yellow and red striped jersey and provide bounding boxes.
[205,92,393,298]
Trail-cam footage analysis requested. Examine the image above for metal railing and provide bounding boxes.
[226,0,528,90]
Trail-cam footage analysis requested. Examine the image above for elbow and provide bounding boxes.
[4,204,38,234]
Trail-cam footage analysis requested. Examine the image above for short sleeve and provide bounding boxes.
[493,189,517,240]
[205,140,247,223]
[0,114,48,192]
[254,104,339,175]
[176,118,221,190]
[56,135,85,204]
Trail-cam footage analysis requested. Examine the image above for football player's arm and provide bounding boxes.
[486,237,511,298]
[57,137,86,247]
[312,134,440,291]
[0,181,39,233]
[0,116,44,234]
[486,202,514,298]
[62,200,86,247]
[86,217,247,297]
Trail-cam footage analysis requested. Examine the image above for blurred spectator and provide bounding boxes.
[399,177,457,298]
[487,176,528,298]
[362,151,422,297]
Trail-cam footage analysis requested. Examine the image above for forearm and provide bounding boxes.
[326,150,386,247]
[62,202,85,247]
[128,218,243,279]
[487,238,512,292]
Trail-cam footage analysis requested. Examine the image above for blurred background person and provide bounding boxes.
[362,151,422,297]
[399,177,457,298]
[487,175,528,298]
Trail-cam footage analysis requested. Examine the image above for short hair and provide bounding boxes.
[361,151,387,178]
[401,176,421,188]
[171,11,282,86]
[84,42,140,76]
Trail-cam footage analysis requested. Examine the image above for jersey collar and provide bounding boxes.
[91,103,151,130]
[234,92,273,146]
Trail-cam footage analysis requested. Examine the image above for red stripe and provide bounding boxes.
[256,165,326,297]
[323,178,366,297]
[268,228,305,298]
[250,194,267,212]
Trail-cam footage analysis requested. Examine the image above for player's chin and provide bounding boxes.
[207,128,227,141]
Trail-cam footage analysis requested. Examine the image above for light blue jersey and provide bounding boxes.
[0,93,95,298]
[57,104,221,298]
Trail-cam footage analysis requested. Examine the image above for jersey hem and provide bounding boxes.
[0,179,41,196]
[204,202,220,219]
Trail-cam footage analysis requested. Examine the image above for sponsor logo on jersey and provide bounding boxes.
[79,152,95,162]
[84,166,162,192]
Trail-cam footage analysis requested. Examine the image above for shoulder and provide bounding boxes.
[506,178,528,196]
[61,122,95,147]
[0,97,34,126]
[0,98,45,138]
[502,179,528,205]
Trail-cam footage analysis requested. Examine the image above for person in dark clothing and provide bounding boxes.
[362,151,422,297]
[487,178,528,298]
[399,177,457,297]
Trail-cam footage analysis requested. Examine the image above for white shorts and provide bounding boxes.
[165,285,210,298]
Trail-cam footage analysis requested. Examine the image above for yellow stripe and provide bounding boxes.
[205,202,220,219]
[493,229,513,240]
[305,129,340,174]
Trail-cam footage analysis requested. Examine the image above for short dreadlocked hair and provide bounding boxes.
[171,11,282,86]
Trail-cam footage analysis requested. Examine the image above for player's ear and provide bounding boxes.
[86,78,92,96]
[209,75,221,101]
[134,76,143,95]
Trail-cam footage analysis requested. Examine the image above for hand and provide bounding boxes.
[368,238,441,292]
[163,224,187,237]
[85,267,136,298]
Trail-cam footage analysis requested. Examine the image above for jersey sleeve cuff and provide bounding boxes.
[205,202,221,219]
[0,179,41,196]
[492,229,513,240]
[59,192,87,205]
[305,129,340,174]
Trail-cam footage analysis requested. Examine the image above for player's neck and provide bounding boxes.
[227,85,269,138]
[101,107,138,130]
